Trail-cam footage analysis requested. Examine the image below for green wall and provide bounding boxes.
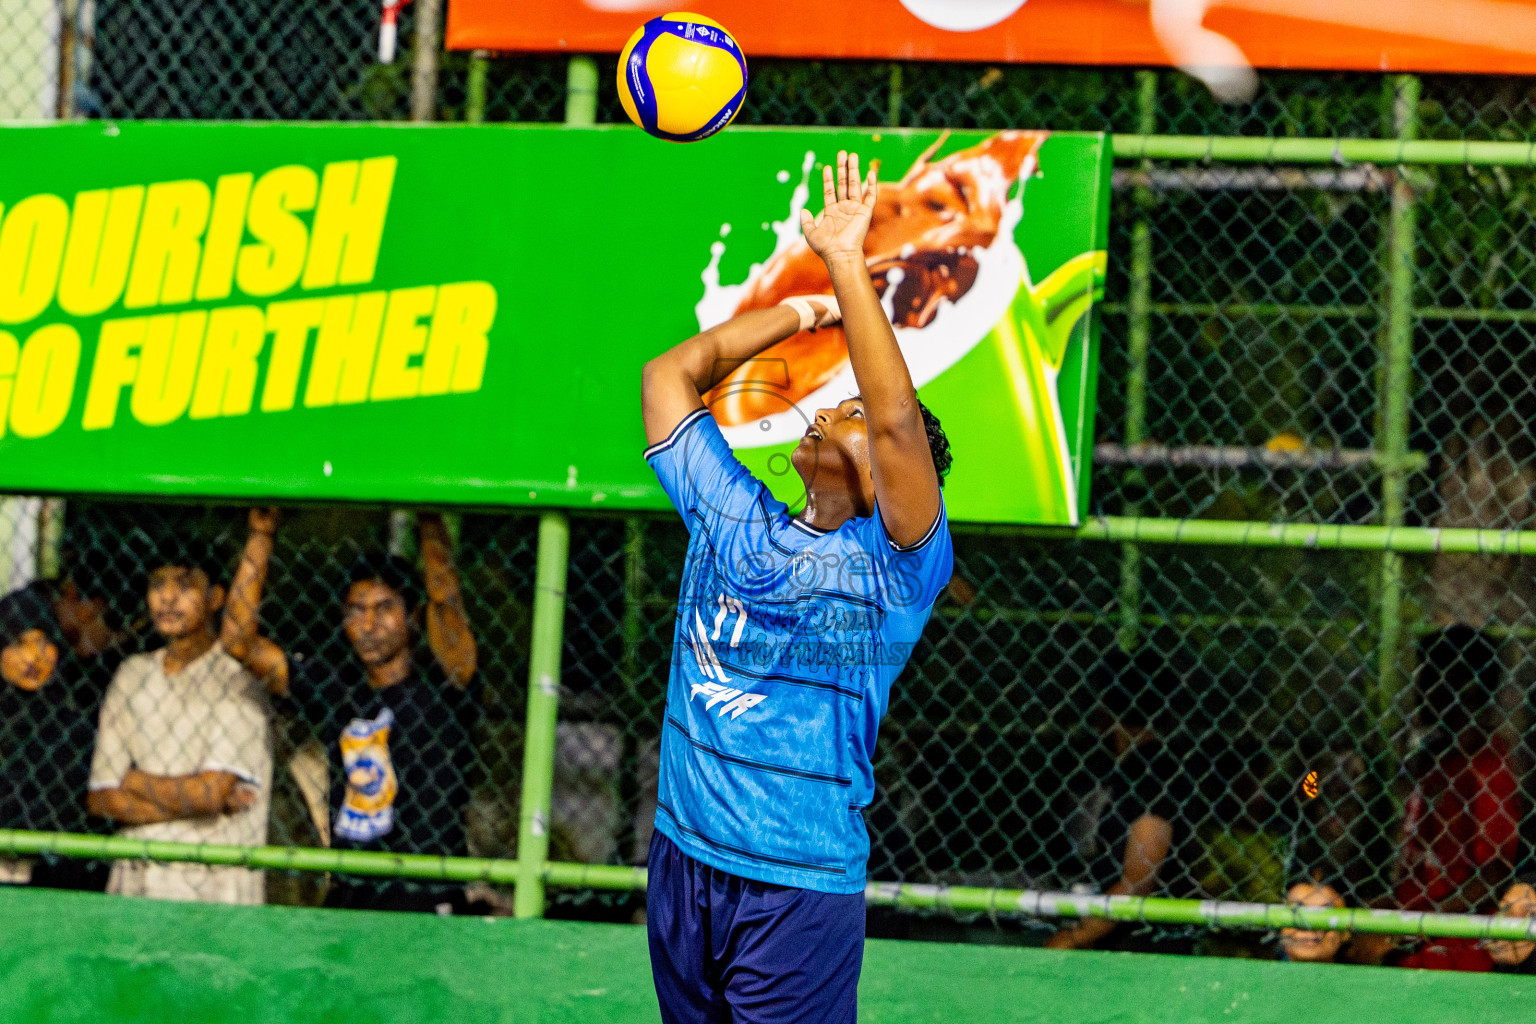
[0,887,1530,1023]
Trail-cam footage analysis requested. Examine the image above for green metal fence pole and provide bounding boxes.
[37,499,64,580]
[566,55,599,126]
[513,512,570,918]
[465,49,489,124]
[510,57,594,919]
[1373,74,1420,763]
[620,517,646,701]
[886,63,904,128]
[1117,69,1157,653]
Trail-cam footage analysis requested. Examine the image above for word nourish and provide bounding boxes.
[0,156,495,439]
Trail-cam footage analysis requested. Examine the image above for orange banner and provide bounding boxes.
[445,0,1536,80]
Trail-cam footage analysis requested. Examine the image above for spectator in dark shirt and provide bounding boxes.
[1047,649,1195,951]
[0,586,112,891]
[1487,878,1536,975]
[223,508,483,914]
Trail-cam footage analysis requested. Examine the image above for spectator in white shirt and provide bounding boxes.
[87,538,271,905]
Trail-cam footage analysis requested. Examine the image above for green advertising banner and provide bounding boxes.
[0,123,1108,524]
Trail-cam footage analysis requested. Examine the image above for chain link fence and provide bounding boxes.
[0,0,1533,958]
[0,0,60,119]
[0,490,1528,946]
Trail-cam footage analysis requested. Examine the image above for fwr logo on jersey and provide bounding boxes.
[690,681,767,720]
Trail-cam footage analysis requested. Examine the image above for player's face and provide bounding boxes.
[0,629,58,692]
[343,580,411,667]
[791,397,873,509]
[147,566,222,640]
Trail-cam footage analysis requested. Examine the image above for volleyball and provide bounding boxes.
[617,13,748,143]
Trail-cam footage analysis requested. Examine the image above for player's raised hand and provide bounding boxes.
[800,150,878,264]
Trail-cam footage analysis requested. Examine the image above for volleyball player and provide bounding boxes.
[640,150,954,1023]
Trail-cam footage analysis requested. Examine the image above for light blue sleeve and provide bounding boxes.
[870,498,954,614]
[644,409,764,534]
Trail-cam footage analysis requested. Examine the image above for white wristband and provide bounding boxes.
[779,295,842,333]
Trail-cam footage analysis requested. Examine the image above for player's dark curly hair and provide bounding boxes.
[917,399,953,486]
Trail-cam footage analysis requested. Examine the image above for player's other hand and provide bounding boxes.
[800,150,878,266]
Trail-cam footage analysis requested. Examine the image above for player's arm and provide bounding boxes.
[88,768,254,825]
[804,151,941,547]
[219,507,291,697]
[420,512,477,688]
[642,304,825,446]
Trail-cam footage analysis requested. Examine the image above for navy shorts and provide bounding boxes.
[646,830,865,1024]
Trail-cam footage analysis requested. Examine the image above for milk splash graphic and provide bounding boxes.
[694,148,1059,456]
[694,149,818,337]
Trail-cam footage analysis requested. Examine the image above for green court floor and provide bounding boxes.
[0,887,1529,1023]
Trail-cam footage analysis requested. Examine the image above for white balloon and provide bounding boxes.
[897,0,1028,32]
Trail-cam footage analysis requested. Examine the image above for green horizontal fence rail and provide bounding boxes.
[4,829,1534,941]
[0,829,645,895]
[865,884,1536,942]
[1111,133,1536,166]
[1054,518,1536,554]
[583,510,1536,556]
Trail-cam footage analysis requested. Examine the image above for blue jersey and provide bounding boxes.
[645,409,953,893]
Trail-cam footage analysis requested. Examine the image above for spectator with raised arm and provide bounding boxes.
[223,508,484,914]
[87,539,271,904]
[1047,649,1197,953]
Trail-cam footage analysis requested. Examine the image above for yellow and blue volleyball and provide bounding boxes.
[617,13,747,143]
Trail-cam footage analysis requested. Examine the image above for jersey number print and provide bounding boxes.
[687,593,767,720]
